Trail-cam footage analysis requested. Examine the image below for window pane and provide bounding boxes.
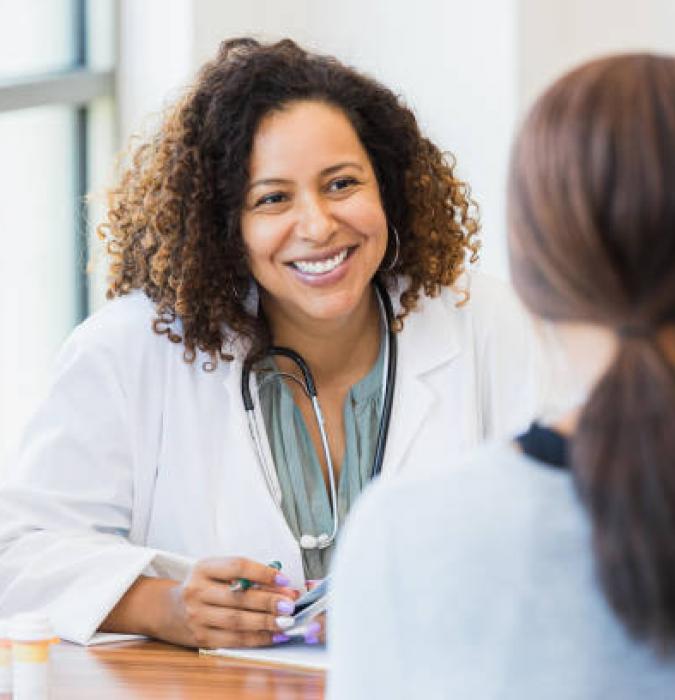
[86,0,116,71]
[0,0,76,79]
[0,106,77,471]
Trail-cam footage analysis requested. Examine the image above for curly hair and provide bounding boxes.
[99,37,480,367]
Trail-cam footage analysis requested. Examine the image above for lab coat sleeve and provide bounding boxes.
[0,321,192,645]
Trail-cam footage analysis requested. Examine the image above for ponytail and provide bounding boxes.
[572,334,675,651]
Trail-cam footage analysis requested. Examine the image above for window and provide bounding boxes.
[0,0,116,473]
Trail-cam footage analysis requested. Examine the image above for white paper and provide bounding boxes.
[86,632,147,646]
[200,640,329,671]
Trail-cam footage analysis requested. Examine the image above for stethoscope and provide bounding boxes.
[241,281,397,551]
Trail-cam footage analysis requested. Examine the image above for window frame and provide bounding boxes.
[0,0,115,320]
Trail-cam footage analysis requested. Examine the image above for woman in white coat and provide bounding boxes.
[0,38,542,648]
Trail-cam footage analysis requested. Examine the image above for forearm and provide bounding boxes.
[99,575,179,640]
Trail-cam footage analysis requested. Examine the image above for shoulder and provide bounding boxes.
[341,441,576,572]
[57,292,182,377]
[452,270,532,332]
[402,270,531,335]
[70,292,160,345]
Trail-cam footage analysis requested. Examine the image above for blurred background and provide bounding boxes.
[1,0,674,474]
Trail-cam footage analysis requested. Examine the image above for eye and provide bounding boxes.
[328,176,359,193]
[254,191,287,208]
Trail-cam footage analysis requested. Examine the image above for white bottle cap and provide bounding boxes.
[8,614,54,643]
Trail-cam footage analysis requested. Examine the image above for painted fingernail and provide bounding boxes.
[274,574,291,587]
[275,616,294,630]
[305,635,319,645]
[272,633,290,644]
[276,600,295,615]
[306,621,321,636]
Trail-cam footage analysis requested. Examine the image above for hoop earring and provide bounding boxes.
[381,225,400,273]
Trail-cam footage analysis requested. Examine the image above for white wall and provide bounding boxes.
[518,0,675,111]
[116,0,675,279]
[117,0,193,144]
[118,0,518,277]
[191,0,518,277]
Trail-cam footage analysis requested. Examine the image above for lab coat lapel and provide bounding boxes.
[382,291,461,477]
[219,350,305,585]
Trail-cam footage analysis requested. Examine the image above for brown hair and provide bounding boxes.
[509,53,675,650]
[98,38,479,367]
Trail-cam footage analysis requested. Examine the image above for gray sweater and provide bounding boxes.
[329,442,675,699]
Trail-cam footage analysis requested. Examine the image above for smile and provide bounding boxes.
[290,247,352,275]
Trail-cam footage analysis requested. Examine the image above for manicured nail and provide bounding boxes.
[275,616,294,630]
[306,621,321,636]
[274,574,291,587]
[305,635,319,645]
[272,633,290,644]
[276,600,295,615]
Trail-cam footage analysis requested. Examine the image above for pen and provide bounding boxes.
[230,560,282,592]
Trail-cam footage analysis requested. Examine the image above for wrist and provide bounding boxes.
[138,577,181,640]
[100,576,179,639]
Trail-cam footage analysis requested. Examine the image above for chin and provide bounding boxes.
[299,288,366,322]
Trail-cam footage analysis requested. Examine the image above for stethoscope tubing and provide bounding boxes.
[241,280,396,549]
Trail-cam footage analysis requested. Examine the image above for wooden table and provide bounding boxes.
[51,640,325,699]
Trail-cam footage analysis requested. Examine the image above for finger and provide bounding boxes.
[199,629,276,650]
[314,612,327,639]
[199,557,290,588]
[254,584,300,599]
[201,587,296,616]
[202,605,295,634]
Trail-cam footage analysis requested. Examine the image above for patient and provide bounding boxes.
[328,53,675,699]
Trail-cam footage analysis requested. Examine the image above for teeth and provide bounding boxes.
[293,248,348,275]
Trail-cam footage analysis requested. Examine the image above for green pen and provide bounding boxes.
[230,560,282,592]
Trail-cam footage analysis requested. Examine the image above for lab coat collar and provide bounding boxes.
[221,277,465,480]
[382,279,464,476]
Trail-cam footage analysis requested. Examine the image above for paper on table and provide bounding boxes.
[200,639,329,671]
[87,632,147,645]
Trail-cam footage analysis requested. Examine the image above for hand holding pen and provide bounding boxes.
[164,556,302,648]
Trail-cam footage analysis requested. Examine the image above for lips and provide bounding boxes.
[288,247,353,275]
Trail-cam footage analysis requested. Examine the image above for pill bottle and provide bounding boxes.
[9,614,58,700]
[0,619,11,699]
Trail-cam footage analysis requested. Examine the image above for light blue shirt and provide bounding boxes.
[330,441,675,699]
[256,339,385,580]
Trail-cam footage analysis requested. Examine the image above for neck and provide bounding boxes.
[261,286,382,388]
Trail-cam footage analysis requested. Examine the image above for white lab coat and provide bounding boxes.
[0,273,544,644]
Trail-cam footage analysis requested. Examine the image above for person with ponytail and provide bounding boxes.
[329,53,675,698]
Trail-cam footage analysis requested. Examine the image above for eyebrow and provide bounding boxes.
[247,161,365,192]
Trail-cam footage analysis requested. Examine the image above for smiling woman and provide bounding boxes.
[241,101,388,328]
[0,38,546,650]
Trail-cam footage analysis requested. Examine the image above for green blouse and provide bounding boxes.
[256,339,385,580]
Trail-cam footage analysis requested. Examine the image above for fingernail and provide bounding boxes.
[306,621,321,636]
[272,633,290,644]
[274,574,291,587]
[276,600,295,615]
[275,616,294,630]
[305,635,319,645]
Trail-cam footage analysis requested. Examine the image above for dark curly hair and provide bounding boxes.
[99,38,480,367]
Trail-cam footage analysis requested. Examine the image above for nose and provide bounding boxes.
[297,193,335,244]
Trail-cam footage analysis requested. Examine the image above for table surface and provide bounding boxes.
[51,640,326,699]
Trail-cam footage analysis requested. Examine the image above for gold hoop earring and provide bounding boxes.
[381,225,400,273]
